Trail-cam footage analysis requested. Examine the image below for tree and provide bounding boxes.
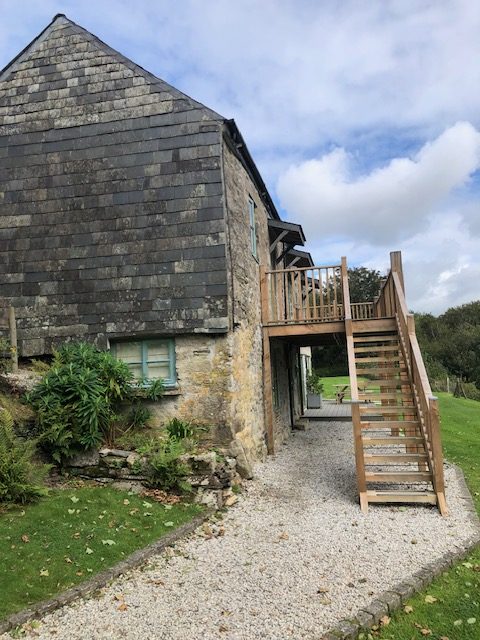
[347,267,384,303]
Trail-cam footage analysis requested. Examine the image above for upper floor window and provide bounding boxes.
[248,197,257,258]
[111,338,176,387]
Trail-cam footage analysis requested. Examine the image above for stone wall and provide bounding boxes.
[0,15,228,356]
[144,333,233,446]
[221,139,295,460]
[67,447,239,509]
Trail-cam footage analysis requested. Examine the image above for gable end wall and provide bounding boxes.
[0,18,229,356]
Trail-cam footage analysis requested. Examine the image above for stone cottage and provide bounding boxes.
[0,14,311,468]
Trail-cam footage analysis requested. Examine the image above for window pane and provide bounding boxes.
[148,362,170,380]
[128,363,144,380]
[148,341,169,360]
[115,342,142,364]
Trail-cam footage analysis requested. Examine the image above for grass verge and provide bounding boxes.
[0,485,202,620]
[373,392,480,640]
[319,375,370,399]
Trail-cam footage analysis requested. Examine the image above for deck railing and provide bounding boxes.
[260,264,344,325]
[375,253,447,514]
[351,302,374,320]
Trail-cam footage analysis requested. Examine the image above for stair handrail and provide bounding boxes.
[384,267,447,515]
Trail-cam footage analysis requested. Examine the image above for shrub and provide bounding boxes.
[26,342,134,463]
[165,417,196,441]
[307,372,324,395]
[127,404,153,431]
[0,408,50,504]
[134,436,190,492]
[0,337,11,374]
[145,439,191,492]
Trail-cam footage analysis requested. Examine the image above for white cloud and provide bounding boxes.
[276,122,480,244]
[1,1,480,313]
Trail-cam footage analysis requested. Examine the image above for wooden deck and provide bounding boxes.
[303,400,352,421]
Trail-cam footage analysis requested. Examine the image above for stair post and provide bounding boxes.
[390,251,404,294]
[260,266,275,455]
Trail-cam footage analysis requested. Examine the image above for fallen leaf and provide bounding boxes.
[164,521,174,527]
[64,557,72,564]
[102,539,116,546]
[462,562,473,569]
[420,629,432,636]
[76,571,83,576]
[379,615,391,626]
[85,547,93,554]
[72,532,81,539]
[21,534,29,543]
[218,624,229,632]
[67,509,75,515]
[117,602,128,612]
[113,594,124,601]
[278,532,289,541]
[317,587,329,594]
[142,501,152,508]
[453,619,463,626]
[70,496,79,503]
[404,605,414,613]
[143,512,153,517]
[123,499,130,505]
[39,568,49,577]
[424,595,437,604]
[467,618,477,624]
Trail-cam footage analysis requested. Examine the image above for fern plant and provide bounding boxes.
[0,408,50,504]
[145,438,191,492]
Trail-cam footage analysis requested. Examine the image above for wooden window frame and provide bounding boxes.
[111,338,176,387]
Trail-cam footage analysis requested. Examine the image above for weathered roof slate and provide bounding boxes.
[0,14,229,355]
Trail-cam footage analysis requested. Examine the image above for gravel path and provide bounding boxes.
[6,421,477,640]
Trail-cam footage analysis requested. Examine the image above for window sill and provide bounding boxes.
[162,388,182,397]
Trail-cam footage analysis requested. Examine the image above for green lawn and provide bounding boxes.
[0,486,202,620]
[320,375,371,399]
[374,392,480,640]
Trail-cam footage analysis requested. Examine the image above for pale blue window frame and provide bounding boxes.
[248,197,257,258]
[111,338,176,387]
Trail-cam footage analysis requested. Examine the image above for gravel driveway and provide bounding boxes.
[6,420,478,640]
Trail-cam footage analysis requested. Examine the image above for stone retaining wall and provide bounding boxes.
[67,447,240,508]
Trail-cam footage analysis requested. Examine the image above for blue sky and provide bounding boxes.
[1,0,479,313]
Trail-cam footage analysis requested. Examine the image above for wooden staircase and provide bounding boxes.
[353,326,437,508]
[343,253,447,515]
[260,250,447,515]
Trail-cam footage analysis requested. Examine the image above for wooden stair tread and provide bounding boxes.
[366,491,437,505]
[358,393,414,400]
[360,422,420,430]
[359,405,416,411]
[363,436,424,445]
[355,355,402,362]
[353,335,398,343]
[354,345,400,353]
[365,471,432,482]
[359,368,407,376]
[364,454,428,463]
[363,380,409,387]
